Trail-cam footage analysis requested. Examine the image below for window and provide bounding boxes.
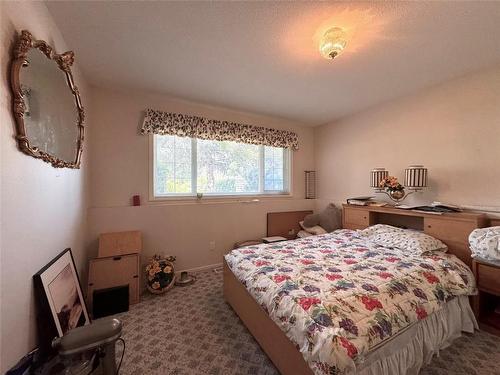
[153,134,290,198]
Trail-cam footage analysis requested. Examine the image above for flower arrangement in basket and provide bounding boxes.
[379,176,404,192]
[145,254,176,294]
[379,176,405,200]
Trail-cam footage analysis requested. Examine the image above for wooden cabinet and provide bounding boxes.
[424,217,481,266]
[476,263,500,293]
[88,230,143,311]
[423,217,477,242]
[342,206,371,229]
[472,259,500,336]
[88,253,140,308]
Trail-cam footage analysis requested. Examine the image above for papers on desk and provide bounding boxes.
[346,197,387,207]
[395,205,421,210]
[396,202,462,214]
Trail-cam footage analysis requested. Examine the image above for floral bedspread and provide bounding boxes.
[224,229,476,375]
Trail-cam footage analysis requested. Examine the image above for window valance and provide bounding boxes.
[141,108,299,150]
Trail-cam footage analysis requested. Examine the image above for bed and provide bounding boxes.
[223,216,488,375]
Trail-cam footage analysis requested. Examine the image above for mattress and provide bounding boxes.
[224,229,476,375]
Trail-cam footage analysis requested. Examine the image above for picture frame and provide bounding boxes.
[33,248,90,338]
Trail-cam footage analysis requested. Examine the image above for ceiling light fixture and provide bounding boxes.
[319,27,347,60]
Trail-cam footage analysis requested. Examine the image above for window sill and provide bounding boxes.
[148,193,294,205]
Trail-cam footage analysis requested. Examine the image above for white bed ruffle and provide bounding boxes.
[356,295,477,375]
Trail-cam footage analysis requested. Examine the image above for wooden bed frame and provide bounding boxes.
[224,207,498,375]
[223,259,313,375]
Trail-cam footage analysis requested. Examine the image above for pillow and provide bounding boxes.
[305,225,328,236]
[303,214,320,228]
[469,226,500,261]
[299,221,328,235]
[303,203,341,233]
[297,230,314,238]
[359,224,447,254]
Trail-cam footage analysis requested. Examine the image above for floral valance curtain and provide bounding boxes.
[141,108,299,150]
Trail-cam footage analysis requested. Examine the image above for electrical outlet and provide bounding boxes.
[209,241,216,251]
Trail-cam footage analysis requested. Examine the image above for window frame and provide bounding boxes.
[148,134,293,201]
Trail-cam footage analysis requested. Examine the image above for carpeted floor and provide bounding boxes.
[116,270,500,375]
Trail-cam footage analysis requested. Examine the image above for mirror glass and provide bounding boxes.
[19,48,79,162]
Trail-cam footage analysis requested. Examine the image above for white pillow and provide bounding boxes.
[359,224,447,254]
[469,226,500,261]
[297,230,313,238]
[299,221,328,235]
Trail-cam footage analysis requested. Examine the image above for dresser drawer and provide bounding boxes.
[477,263,500,295]
[343,208,370,229]
[423,217,476,244]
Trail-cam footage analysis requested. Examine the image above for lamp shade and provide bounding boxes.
[370,168,388,189]
[405,165,427,189]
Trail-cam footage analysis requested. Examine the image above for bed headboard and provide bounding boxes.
[267,210,313,240]
[490,218,500,227]
[342,204,493,268]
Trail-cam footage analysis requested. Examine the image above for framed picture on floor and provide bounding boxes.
[34,248,90,337]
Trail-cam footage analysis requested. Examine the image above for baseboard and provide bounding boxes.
[176,262,223,275]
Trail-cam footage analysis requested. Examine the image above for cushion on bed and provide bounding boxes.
[303,214,320,227]
[303,203,341,232]
[299,221,328,235]
[297,230,314,238]
[360,224,447,254]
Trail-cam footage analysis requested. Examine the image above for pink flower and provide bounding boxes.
[385,257,400,263]
[354,247,368,252]
[326,274,343,281]
[273,274,290,283]
[361,295,383,311]
[344,259,357,265]
[378,272,394,279]
[416,306,428,320]
[255,260,270,267]
[423,272,439,284]
[339,337,358,359]
[301,259,314,265]
[298,297,321,311]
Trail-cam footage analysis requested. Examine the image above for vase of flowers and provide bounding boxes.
[379,176,405,201]
[145,254,176,294]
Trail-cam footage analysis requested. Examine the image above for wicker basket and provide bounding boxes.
[145,255,176,294]
[146,274,176,294]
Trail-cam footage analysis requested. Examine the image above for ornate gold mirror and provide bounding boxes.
[10,30,84,168]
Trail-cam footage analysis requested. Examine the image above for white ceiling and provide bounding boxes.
[46,1,500,126]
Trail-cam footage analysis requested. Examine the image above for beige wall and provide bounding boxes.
[0,2,90,371]
[315,65,500,212]
[88,87,315,271]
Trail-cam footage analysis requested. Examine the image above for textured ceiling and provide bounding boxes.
[46,1,500,125]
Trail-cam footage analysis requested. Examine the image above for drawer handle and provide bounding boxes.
[113,256,122,261]
[363,216,367,219]
[133,275,139,278]
[427,225,432,228]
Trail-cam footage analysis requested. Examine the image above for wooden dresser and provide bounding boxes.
[342,204,488,268]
